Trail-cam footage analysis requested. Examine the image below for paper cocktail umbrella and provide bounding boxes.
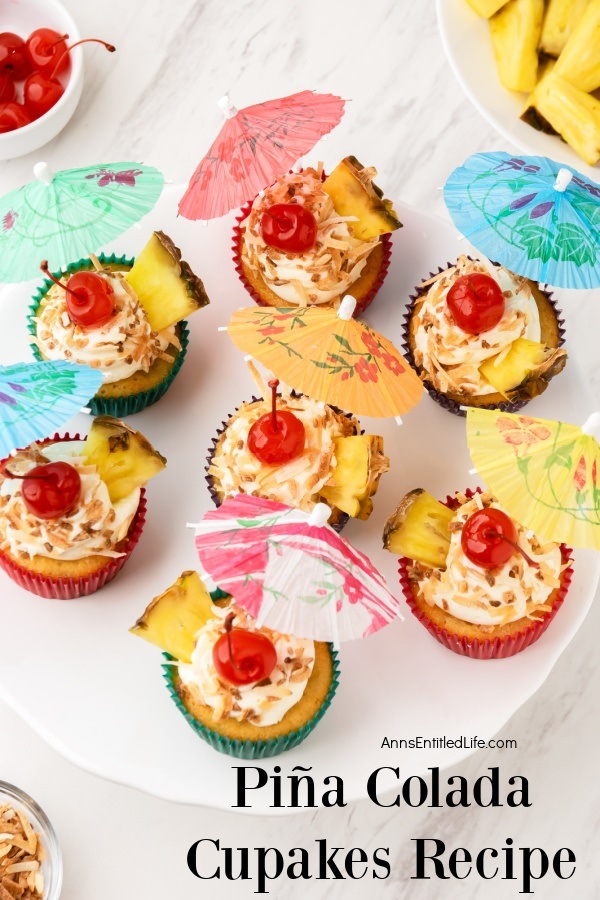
[0,161,164,283]
[0,360,102,458]
[178,90,345,220]
[444,151,600,289]
[225,297,423,419]
[467,407,600,549]
[191,493,399,645]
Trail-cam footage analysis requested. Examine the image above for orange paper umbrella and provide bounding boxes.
[226,297,424,419]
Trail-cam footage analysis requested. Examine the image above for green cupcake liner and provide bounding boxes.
[27,254,190,417]
[162,645,340,759]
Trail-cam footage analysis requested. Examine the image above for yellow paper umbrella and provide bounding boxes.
[226,297,423,419]
[467,408,600,550]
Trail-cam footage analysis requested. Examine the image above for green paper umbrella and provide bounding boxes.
[0,161,164,283]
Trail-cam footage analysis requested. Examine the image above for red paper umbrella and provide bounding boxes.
[178,90,345,220]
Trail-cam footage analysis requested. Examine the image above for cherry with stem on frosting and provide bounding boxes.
[24,39,115,120]
[40,260,115,329]
[0,33,32,80]
[261,203,318,254]
[461,507,540,570]
[247,379,306,465]
[0,101,31,133]
[212,612,278,686]
[446,273,505,335]
[2,459,81,520]
[25,29,69,76]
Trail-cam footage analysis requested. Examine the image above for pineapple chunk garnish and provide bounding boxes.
[320,435,389,520]
[465,0,510,16]
[322,157,401,241]
[126,231,209,333]
[522,71,600,165]
[479,338,548,396]
[383,489,454,569]
[554,0,600,93]
[83,415,166,503]
[539,0,590,59]
[130,570,216,663]
[489,0,544,92]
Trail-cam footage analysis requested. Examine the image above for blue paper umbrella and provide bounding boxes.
[443,152,600,289]
[0,360,102,459]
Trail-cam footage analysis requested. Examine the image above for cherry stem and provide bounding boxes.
[1,462,48,481]
[50,38,115,80]
[268,379,280,432]
[51,33,69,49]
[224,612,242,672]
[484,530,540,569]
[40,260,81,302]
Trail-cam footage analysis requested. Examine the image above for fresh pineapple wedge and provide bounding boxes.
[554,0,600,92]
[383,489,454,569]
[125,231,209,333]
[539,0,590,58]
[465,0,510,16]
[489,0,545,92]
[479,338,567,398]
[322,157,401,241]
[320,435,389,520]
[130,571,215,663]
[522,71,600,165]
[83,415,166,503]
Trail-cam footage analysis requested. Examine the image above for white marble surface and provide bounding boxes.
[0,0,599,897]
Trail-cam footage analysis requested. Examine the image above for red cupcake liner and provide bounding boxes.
[231,169,393,318]
[397,487,574,660]
[0,434,147,600]
[401,261,567,418]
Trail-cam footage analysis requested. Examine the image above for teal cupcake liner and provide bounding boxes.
[27,254,190,417]
[162,646,340,759]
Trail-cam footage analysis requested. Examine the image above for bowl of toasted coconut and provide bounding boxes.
[0,782,62,900]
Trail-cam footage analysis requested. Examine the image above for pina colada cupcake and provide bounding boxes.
[384,487,573,659]
[130,571,339,758]
[404,255,567,416]
[28,232,209,417]
[0,416,165,599]
[206,375,389,530]
[234,157,401,316]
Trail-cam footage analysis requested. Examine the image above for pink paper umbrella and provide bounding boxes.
[178,90,345,221]
[192,493,400,645]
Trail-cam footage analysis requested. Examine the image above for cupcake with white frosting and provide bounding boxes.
[404,255,566,416]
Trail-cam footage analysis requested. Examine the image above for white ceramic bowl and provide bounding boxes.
[0,0,83,161]
[436,0,600,180]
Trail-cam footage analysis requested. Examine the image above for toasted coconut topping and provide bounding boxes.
[0,802,45,898]
[178,601,315,727]
[411,491,565,627]
[241,168,380,307]
[412,256,542,397]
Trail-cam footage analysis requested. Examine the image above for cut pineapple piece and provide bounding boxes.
[322,156,401,241]
[539,0,590,58]
[490,0,545,92]
[383,489,454,569]
[554,0,600,92]
[481,340,567,400]
[125,231,209,333]
[83,415,166,503]
[465,0,510,16]
[320,435,389,520]
[522,71,600,165]
[130,570,216,663]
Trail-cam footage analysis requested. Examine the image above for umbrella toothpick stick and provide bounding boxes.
[33,162,54,186]
[581,412,600,441]
[553,168,573,192]
[309,503,332,528]
[337,295,357,320]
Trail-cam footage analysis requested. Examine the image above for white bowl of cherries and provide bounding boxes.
[0,0,114,161]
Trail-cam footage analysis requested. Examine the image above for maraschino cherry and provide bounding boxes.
[461,508,539,570]
[40,260,115,329]
[2,460,81,520]
[213,613,277,686]
[0,32,32,79]
[447,273,505,335]
[0,75,16,103]
[25,29,69,76]
[0,101,31,133]
[247,379,306,465]
[261,203,317,254]
[24,38,115,120]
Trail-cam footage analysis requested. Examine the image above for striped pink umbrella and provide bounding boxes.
[192,494,399,645]
[178,90,345,221]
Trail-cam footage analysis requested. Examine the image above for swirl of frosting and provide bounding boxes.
[412,256,541,397]
[241,168,380,306]
[34,271,176,384]
[178,601,315,727]
[0,441,140,561]
[414,492,563,626]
